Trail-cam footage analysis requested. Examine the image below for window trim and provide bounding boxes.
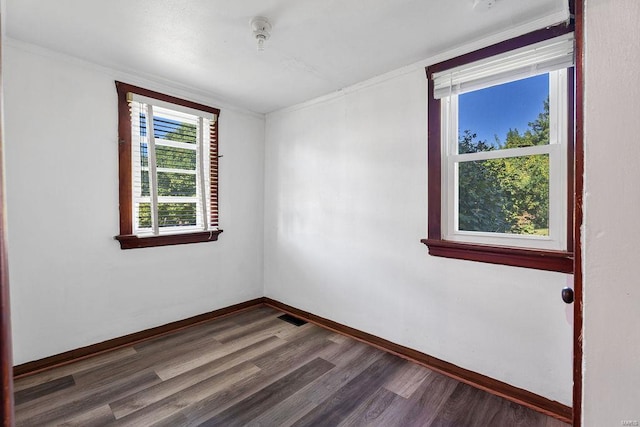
[422,24,575,272]
[115,82,222,249]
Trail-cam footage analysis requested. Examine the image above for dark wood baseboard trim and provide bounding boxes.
[13,298,265,379]
[13,296,571,423]
[264,298,572,424]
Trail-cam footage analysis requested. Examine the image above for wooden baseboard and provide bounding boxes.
[263,298,572,424]
[13,298,265,379]
[13,296,571,423]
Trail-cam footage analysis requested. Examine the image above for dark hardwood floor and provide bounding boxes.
[14,306,569,426]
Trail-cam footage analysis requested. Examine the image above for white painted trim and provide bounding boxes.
[4,8,568,120]
[146,105,160,235]
[268,9,570,118]
[432,33,574,99]
[156,196,199,203]
[6,6,568,120]
[154,139,197,151]
[131,94,215,120]
[196,116,208,231]
[3,37,264,119]
[155,167,197,175]
[450,144,558,163]
[133,196,200,204]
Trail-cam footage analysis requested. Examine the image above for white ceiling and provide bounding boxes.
[6,0,568,113]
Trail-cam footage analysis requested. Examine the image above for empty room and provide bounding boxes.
[0,0,638,426]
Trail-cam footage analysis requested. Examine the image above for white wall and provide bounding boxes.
[4,43,265,365]
[264,68,573,404]
[583,0,640,425]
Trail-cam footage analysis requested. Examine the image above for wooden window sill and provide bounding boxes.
[116,230,223,249]
[421,238,573,273]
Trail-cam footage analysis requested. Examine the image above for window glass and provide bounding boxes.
[458,74,549,153]
[458,154,549,236]
[138,203,197,228]
[134,104,206,234]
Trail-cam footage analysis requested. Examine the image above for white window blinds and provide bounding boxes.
[128,94,218,235]
[432,32,574,99]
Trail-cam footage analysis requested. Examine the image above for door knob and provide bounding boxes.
[561,287,574,304]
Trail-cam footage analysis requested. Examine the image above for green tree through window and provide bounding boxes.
[139,121,201,228]
[458,98,550,235]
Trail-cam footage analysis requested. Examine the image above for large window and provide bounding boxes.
[115,82,222,249]
[422,26,575,272]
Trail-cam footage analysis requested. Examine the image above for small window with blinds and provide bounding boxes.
[115,82,222,249]
[422,26,575,272]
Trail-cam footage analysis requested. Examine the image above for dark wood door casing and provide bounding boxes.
[0,9,16,426]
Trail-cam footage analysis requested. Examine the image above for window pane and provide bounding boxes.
[156,118,196,144]
[140,171,196,197]
[458,154,549,235]
[140,113,197,144]
[156,146,196,170]
[137,203,151,228]
[141,171,149,196]
[458,74,549,153]
[140,142,148,167]
[157,172,196,197]
[158,203,197,227]
[137,203,197,228]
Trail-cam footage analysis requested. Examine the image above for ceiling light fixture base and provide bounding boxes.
[251,16,272,52]
[473,0,498,10]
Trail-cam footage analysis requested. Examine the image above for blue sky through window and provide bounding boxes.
[458,73,549,147]
[139,114,182,139]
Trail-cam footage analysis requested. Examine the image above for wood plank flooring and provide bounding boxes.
[14,306,570,426]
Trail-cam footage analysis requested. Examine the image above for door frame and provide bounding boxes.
[571,0,584,425]
[0,6,16,425]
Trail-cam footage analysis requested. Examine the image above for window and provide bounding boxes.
[422,26,575,272]
[115,82,222,249]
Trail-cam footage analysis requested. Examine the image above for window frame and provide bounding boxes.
[442,70,567,251]
[421,24,575,273]
[115,82,222,249]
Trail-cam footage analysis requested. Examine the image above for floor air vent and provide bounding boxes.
[278,314,308,327]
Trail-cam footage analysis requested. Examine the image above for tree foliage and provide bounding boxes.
[458,99,550,235]
[139,121,200,228]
